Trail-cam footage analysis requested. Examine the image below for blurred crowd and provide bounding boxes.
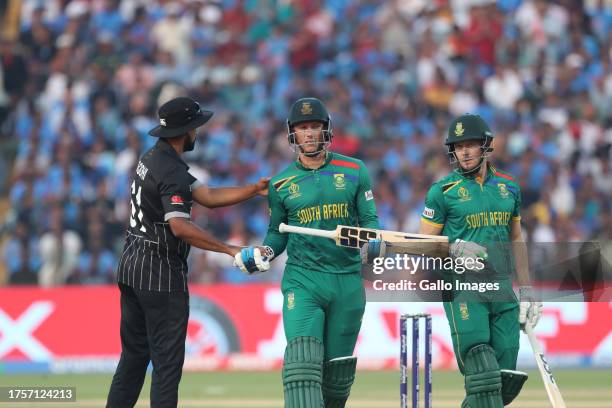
[1,0,611,286]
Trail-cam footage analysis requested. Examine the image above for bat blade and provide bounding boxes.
[336,225,448,257]
[383,240,450,258]
[525,325,567,408]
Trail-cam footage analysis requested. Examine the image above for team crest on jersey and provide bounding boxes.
[455,122,465,136]
[288,183,301,199]
[171,195,184,205]
[458,187,471,202]
[301,102,313,115]
[334,173,346,189]
[287,292,295,310]
[498,183,509,198]
[459,303,469,320]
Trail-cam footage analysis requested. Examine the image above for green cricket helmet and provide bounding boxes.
[445,114,494,174]
[286,97,333,148]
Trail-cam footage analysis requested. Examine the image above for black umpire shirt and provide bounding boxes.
[117,139,199,292]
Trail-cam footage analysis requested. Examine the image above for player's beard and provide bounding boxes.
[184,136,196,152]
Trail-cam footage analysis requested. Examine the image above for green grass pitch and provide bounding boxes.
[1,369,611,407]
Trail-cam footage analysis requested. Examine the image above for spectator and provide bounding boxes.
[483,63,524,112]
[3,217,40,285]
[151,2,192,66]
[38,205,82,287]
[0,37,28,129]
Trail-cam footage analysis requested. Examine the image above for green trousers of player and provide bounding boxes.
[281,265,365,360]
[443,279,520,374]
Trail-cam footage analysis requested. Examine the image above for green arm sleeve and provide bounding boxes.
[421,184,446,227]
[262,183,288,259]
[512,184,522,219]
[356,163,380,229]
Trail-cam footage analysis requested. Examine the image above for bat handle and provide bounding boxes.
[524,324,540,352]
[278,223,337,240]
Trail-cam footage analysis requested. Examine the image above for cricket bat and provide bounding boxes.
[278,223,449,257]
[524,324,567,408]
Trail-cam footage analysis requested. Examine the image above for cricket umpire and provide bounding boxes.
[106,96,270,408]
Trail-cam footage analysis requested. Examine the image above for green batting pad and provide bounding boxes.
[282,337,324,408]
[462,344,503,408]
[500,369,528,405]
[322,356,357,408]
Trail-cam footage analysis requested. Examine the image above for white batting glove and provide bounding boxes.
[519,285,543,330]
[449,239,488,272]
[233,246,272,275]
[360,239,386,265]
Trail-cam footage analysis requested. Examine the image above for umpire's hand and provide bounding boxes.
[234,246,273,274]
[254,177,271,196]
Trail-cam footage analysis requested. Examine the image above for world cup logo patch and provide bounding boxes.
[288,183,301,199]
[458,187,471,202]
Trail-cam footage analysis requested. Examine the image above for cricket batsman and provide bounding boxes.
[233,97,379,408]
[367,114,543,407]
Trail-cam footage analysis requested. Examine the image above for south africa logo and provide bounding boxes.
[459,303,470,320]
[334,173,346,189]
[301,102,312,115]
[455,122,465,136]
[287,292,295,310]
[498,183,509,199]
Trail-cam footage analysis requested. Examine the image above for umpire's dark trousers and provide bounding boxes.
[107,283,189,408]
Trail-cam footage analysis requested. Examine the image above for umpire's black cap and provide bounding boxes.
[148,96,213,138]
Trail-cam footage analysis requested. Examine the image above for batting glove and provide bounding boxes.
[450,239,488,264]
[519,285,543,330]
[233,246,272,275]
[360,239,386,265]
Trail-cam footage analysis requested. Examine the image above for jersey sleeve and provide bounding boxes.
[356,163,379,229]
[421,184,446,227]
[159,167,195,221]
[262,183,288,259]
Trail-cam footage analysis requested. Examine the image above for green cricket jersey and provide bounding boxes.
[421,164,521,277]
[263,152,379,274]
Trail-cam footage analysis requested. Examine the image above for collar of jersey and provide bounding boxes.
[157,139,190,169]
[294,151,333,171]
